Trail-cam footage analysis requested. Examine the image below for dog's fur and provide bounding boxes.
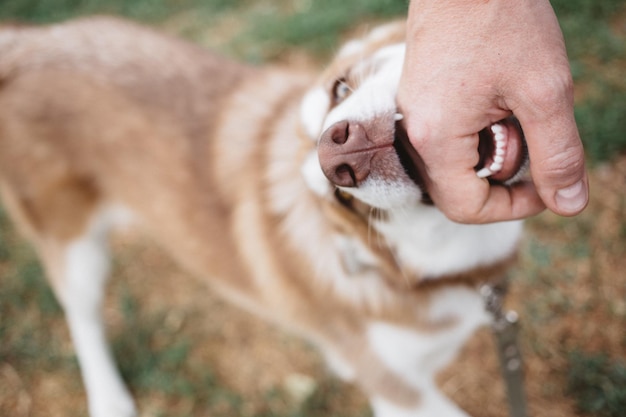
[0,17,524,417]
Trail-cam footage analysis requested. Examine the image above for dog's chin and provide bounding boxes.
[339,178,423,210]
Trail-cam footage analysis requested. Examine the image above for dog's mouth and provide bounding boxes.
[475,117,528,184]
[394,117,528,197]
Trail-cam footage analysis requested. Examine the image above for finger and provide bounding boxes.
[415,134,546,223]
[426,167,547,224]
[513,81,589,216]
[469,181,547,224]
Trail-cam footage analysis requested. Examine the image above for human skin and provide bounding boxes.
[398,0,588,224]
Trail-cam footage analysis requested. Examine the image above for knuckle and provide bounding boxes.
[536,144,585,184]
[442,197,488,224]
[523,72,574,115]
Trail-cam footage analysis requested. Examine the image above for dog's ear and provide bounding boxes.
[336,39,366,59]
[337,22,406,61]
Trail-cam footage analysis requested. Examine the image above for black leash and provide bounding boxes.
[481,281,530,417]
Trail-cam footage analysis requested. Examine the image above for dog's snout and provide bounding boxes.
[326,120,350,145]
[318,121,373,187]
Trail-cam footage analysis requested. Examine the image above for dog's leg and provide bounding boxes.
[362,331,473,417]
[60,232,136,417]
[370,387,471,417]
[35,208,136,417]
[360,288,488,417]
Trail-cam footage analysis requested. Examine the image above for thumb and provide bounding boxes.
[514,83,588,216]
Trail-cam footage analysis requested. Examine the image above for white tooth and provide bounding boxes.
[394,113,404,121]
[495,133,506,142]
[496,148,505,156]
[491,124,504,135]
[476,167,494,178]
[490,162,503,172]
[494,155,504,164]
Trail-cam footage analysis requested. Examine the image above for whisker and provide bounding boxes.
[367,207,375,245]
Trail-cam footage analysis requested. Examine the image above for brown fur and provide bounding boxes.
[0,17,516,414]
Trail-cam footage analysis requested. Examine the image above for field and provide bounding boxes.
[1,1,625,416]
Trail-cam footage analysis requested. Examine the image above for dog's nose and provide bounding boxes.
[318,120,374,187]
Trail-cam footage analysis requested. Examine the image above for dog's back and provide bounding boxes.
[0,17,264,284]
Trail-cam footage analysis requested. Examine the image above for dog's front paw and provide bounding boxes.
[89,391,137,417]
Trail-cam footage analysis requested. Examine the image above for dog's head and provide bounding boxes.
[300,22,528,211]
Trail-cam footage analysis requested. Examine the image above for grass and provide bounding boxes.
[551,0,626,163]
[567,351,626,417]
[0,0,246,24]
[0,210,65,368]
[1,1,625,417]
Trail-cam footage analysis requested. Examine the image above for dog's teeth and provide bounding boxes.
[476,167,494,178]
[496,148,505,156]
[491,124,504,135]
[494,155,504,164]
[394,113,404,121]
[489,162,503,172]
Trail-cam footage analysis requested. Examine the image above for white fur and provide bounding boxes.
[367,289,487,387]
[341,175,421,209]
[300,86,330,140]
[322,44,405,131]
[367,287,488,417]
[375,207,523,278]
[336,39,365,58]
[371,394,470,417]
[59,206,136,417]
[301,150,332,196]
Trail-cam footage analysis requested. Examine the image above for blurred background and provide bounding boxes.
[0,1,624,416]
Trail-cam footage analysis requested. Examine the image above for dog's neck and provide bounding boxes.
[320,184,522,289]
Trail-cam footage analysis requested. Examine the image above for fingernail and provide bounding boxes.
[555,180,587,214]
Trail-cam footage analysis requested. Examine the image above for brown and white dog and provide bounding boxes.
[0,17,528,417]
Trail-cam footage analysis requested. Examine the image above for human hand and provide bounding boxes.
[397,0,588,223]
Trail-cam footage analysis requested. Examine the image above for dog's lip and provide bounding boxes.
[475,117,527,183]
[393,120,431,202]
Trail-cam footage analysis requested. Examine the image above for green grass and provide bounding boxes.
[229,0,409,62]
[551,0,626,163]
[111,290,368,417]
[567,351,626,417]
[0,209,67,369]
[0,0,246,24]
[111,291,245,417]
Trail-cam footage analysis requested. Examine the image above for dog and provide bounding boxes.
[0,16,528,417]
